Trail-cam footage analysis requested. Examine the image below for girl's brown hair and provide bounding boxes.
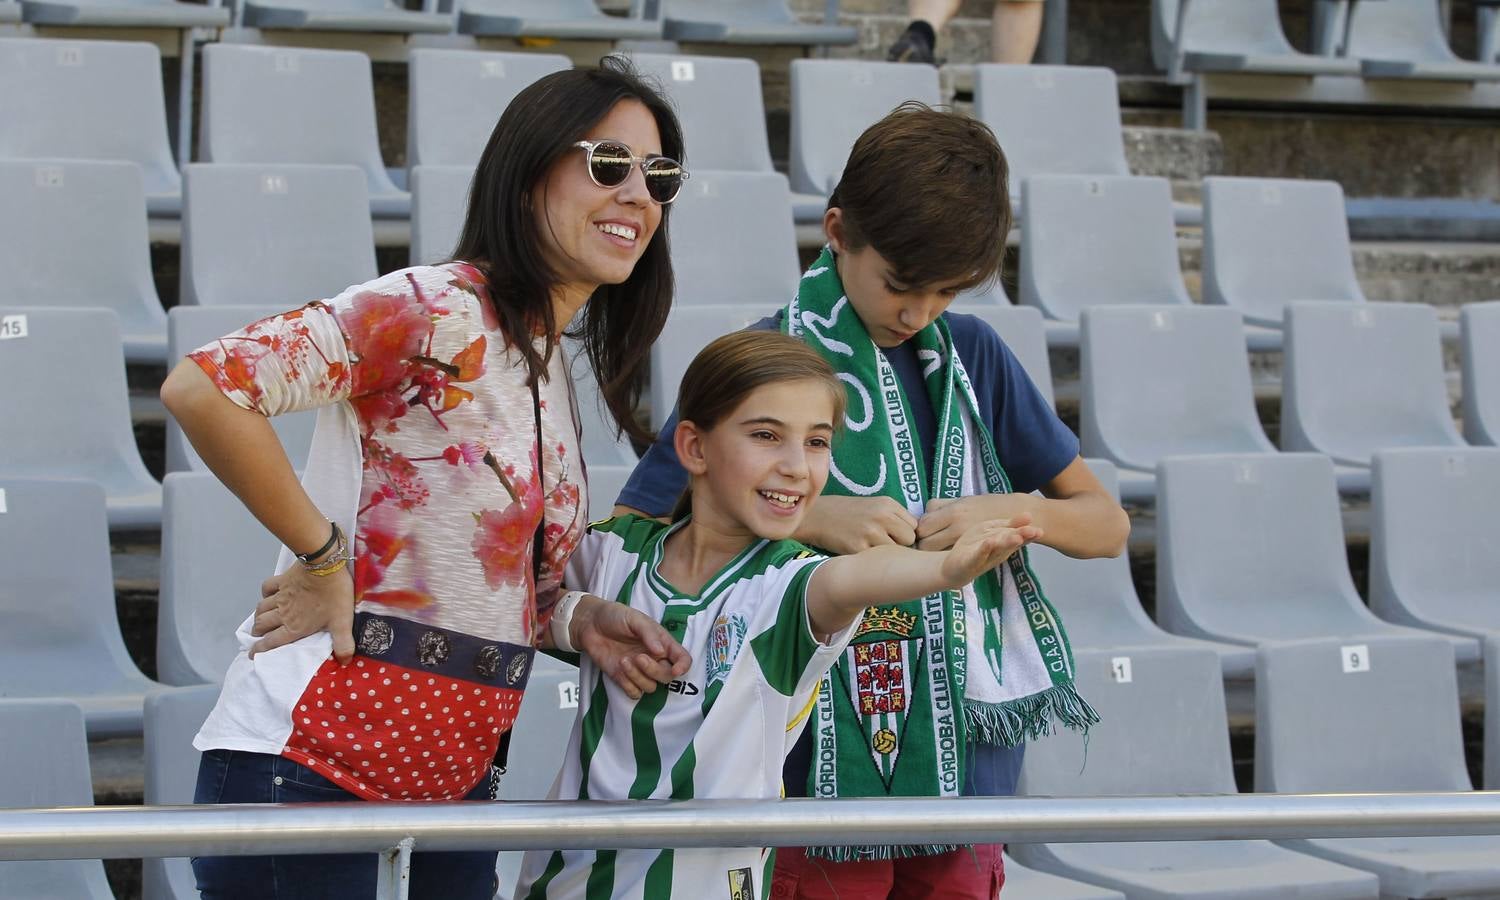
[671,331,847,521]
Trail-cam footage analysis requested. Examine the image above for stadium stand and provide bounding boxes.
[0,479,159,735]
[1201,177,1366,330]
[564,338,638,468]
[234,0,449,33]
[200,45,407,218]
[649,305,766,428]
[1255,634,1500,894]
[409,164,471,267]
[0,308,162,528]
[157,472,283,685]
[451,0,660,40]
[1462,300,1500,445]
[1336,0,1500,81]
[1026,459,1254,677]
[954,306,1051,406]
[1155,453,1479,662]
[1011,646,1380,898]
[0,1,21,21]
[180,163,378,308]
[670,169,801,308]
[1280,301,1466,467]
[0,699,117,899]
[17,0,225,26]
[584,464,634,523]
[0,159,170,362]
[407,49,570,171]
[164,306,317,473]
[143,685,219,900]
[658,0,857,45]
[1368,448,1500,641]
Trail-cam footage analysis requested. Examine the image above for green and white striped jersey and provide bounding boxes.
[516,515,860,900]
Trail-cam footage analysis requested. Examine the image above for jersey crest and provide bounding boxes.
[705,614,748,687]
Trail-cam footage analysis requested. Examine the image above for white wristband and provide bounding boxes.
[550,590,587,653]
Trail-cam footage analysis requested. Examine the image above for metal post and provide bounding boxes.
[376,836,415,900]
[175,27,196,167]
[1040,0,1067,64]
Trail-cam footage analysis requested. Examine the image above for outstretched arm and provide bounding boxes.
[806,515,1042,637]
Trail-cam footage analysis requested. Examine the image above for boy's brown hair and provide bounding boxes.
[828,101,1010,292]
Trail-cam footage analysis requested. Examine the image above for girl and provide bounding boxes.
[516,331,1042,900]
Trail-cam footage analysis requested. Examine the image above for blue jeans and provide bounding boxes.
[191,749,499,900]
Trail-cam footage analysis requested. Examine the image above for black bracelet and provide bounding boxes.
[296,521,340,564]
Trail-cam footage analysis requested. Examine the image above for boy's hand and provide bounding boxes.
[572,595,693,700]
[797,495,918,554]
[939,514,1043,587]
[917,494,1037,552]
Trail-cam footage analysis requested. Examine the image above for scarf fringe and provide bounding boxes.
[964,685,1100,747]
[805,843,963,862]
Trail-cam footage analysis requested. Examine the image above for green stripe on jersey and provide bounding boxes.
[750,559,824,696]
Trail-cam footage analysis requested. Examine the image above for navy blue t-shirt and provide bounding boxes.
[615,308,1080,798]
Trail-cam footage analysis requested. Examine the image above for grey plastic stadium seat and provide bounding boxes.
[0,160,169,362]
[240,0,448,33]
[181,164,377,308]
[409,164,471,267]
[1462,300,1500,445]
[1079,305,1273,501]
[200,45,407,218]
[1256,635,1500,896]
[953,306,1052,406]
[947,280,1013,309]
[1483,3,1500,65]
[1011,647,1379,899]
[0,480,159,734]
[1202,177,1366,329]
[19,0,225,25]
[0,1,20,21]
[563,339,636,468]
[788,60,941,203]
[158,473,282,685]
[627,53,775,173]
[454,0,659,40]
[143,685,220,900]
[1001,856,1125,900]
[0,38,182,215]
[1027,459,1254,677]
[1155,453,1477,661]
[660,0,856,45]
[0,310,162,528]
[1019,176,1190,330]
[0,700,116,899]
[649,305,766,428]
[408,50,569,171]
[584,465,633,523]
[671,170,800,309]
[1487,633,1500,789]
[1151,0,1359,77]
[165,306,317,474]
[1368,448,1500,643]
[1281,301,1465,467]
[1342,0,1500,82]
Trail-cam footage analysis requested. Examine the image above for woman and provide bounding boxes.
[160,57,691,900]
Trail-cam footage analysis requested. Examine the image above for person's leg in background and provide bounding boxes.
[992,0,1045,64]
[887,0,961,64]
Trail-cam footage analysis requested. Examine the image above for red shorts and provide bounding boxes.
[770,845,1005,900]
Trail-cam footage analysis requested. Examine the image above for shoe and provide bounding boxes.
[886,27,936,64]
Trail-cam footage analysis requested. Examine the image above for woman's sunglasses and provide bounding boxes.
[572,139,689,205]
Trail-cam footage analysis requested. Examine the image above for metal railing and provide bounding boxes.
[5,793,1500,900]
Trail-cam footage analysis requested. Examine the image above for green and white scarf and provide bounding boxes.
[788,247,1097,860]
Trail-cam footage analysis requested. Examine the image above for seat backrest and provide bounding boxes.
[165,306,317,473]
[1151,0,1301,71]
[200,44,397,197]
[972,65,1128,194]
[1462,301,1500,446]
[788,59,941,196]
[409,164,472,267]
[0,160,161,323]
[583,465,634,522]
[1281,301,1463,466]
[1019,646,1237,796]
[563,338,637,467]
[629,53,774,173]
[498,654,581,800]
[1255,635,1470,792]
[661,0,797,26]
[0,479,148,694]
[1020,175,1189,323]
[158,473,281,685]
[1080,305,1273,471]
[1202,177,1364,327]
[407,49,569,170]
[649,305,767,427]
[144,685,220,802]
[0,36,179,199]
[1369,447,1500,625]
[0,308,150,478]
[1345,0,1457,62]
[953,305,1054,407]
[1487,633,1500,790]
[670,169,800,308]
[181,163,377,307]
[1156,453,1374,640]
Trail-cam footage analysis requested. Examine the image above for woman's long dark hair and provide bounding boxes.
[451,55,682,446]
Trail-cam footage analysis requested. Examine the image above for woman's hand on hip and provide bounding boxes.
[250,565,357,664]
[572,595,692,700]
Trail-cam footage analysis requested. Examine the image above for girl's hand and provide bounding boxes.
[572,595,693,700]
[939,514,1043,587]
[249,565,357,663]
